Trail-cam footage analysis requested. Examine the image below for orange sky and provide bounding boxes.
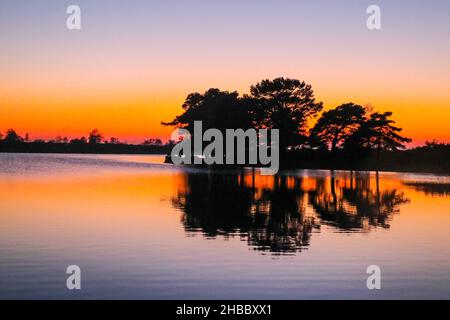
[1,69,448,145]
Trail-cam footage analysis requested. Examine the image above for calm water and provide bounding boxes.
[0,153,449,299]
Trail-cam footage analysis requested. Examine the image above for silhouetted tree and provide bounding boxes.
[142,138,162,146]
[424,140,440,148]
[53,136,68,143]
[250,77,323,149]
[345,112,411,151]
[162,89,256,164]
[310,103,366,151]
[163,88,254,132]
[88,129,104,144]
[109,137,121,144]
[4,129,23,143]
[70,136,87,144]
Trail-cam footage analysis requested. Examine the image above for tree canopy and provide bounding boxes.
[3,129,23,143]
[162,88,254,132]
[163,78,324,150]
[345,112,411,151]
[163,78,411,154]
[250,77,323,148]
[88,129,104,144]
[310,103,366,151]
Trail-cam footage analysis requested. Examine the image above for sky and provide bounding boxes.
[0,0,449,145]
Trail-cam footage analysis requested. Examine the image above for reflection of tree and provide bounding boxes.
[404,182,450,197]
[171,171,409,255]
[309,172,409,231]
[171,173,317,254]
[172,173,254,237]
[248,176,318,254]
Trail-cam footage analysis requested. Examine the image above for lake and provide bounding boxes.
[0,153,449,299]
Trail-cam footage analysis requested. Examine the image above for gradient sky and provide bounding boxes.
[1,0,449,144]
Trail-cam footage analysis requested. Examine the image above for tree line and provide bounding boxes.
[0,128,172,155]
[0,128,165,146]
[163,77,412,153]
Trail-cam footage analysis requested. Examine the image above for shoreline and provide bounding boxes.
[2,149,448,176]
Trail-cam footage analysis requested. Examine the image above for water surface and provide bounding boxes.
[0,153,449,299]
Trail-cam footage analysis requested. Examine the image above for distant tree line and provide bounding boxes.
[0,128,172,154]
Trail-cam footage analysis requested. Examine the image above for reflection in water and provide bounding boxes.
[1,154,449,299]
[310,172,409,230]
[404,182,450,196]
[172,170,410,254]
